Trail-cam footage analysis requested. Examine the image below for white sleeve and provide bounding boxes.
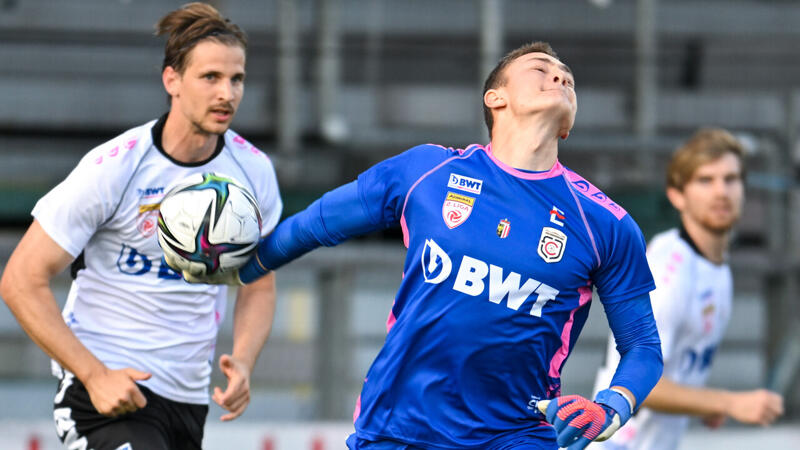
[224,132,283,236]
[32,146,127,258]
[256,156,282,236]
[646,249,690,363]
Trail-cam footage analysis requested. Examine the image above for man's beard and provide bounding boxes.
[191,118,227,136]
[700,216,739,235]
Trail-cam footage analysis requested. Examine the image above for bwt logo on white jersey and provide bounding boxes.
[421,239,558,317]
[448,173,483,194]
[136,186,165,197]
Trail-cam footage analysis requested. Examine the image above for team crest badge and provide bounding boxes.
[137,203,160,238]
[496,219,510,238]
[538,227,567,263]
[442,192,475,229]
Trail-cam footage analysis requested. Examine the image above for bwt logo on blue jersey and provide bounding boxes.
[421,239,558,317]
[448,173,483,194]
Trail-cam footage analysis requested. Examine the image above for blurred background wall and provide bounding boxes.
[1,0,800,448]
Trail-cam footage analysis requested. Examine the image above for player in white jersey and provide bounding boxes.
[0,4,281,449]
[592,128,783,450]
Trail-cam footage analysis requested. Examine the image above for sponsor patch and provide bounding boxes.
[447,173,483,194]
[422,238,452,284]
[137,186,165,198]
[442,192,475,229]
[537,227,567,263]
[138,203,160,214]
[419,237,559,317]
[496,218,510,238]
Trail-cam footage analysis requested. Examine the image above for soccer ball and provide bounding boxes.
[157,172,262,276]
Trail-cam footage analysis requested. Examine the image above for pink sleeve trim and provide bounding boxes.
[563,173,602,268]
[548,284,593,378]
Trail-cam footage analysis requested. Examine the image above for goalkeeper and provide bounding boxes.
[188,41,663,449]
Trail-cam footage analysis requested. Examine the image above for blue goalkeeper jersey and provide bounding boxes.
[349,143,655,448]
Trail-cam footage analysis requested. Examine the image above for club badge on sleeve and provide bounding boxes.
[442,192,475,229]
[538,227,567,263]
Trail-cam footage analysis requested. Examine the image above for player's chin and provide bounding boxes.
[203,121,233,135]
[545,100,576,123]
[704,218,737,234]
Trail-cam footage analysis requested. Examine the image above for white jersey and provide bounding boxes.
[592,228,732,450]
[33,116,282,404]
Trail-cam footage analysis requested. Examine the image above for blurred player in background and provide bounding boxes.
[592,128,784,450]
[185,41,663,449]
[0,3,281,449]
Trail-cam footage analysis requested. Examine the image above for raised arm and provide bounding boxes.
[239,180,383,283]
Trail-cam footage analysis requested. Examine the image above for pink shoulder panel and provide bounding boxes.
[565,171,627,220]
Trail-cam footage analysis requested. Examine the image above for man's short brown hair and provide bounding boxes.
[155,2,247,75]
[667,128,746,191]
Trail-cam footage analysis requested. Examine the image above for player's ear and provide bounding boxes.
[162,66,181,97]
[665,186,685,212]
[484,88,506,110]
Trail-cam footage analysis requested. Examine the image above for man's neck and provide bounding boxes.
[161,112,219,163]
[681,219,730,265]
[490,114,561,171]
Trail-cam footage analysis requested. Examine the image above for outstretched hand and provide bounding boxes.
[727,389,783,426]
[213,354,251,421]
[84,366,151,417]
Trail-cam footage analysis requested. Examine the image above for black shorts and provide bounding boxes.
[53,372,208,450]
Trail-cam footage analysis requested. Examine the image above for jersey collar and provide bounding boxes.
[151,112,226,167]
[679,225,706,259]
[483,143,564,180]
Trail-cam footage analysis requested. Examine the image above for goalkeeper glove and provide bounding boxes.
[537,389,632,450]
